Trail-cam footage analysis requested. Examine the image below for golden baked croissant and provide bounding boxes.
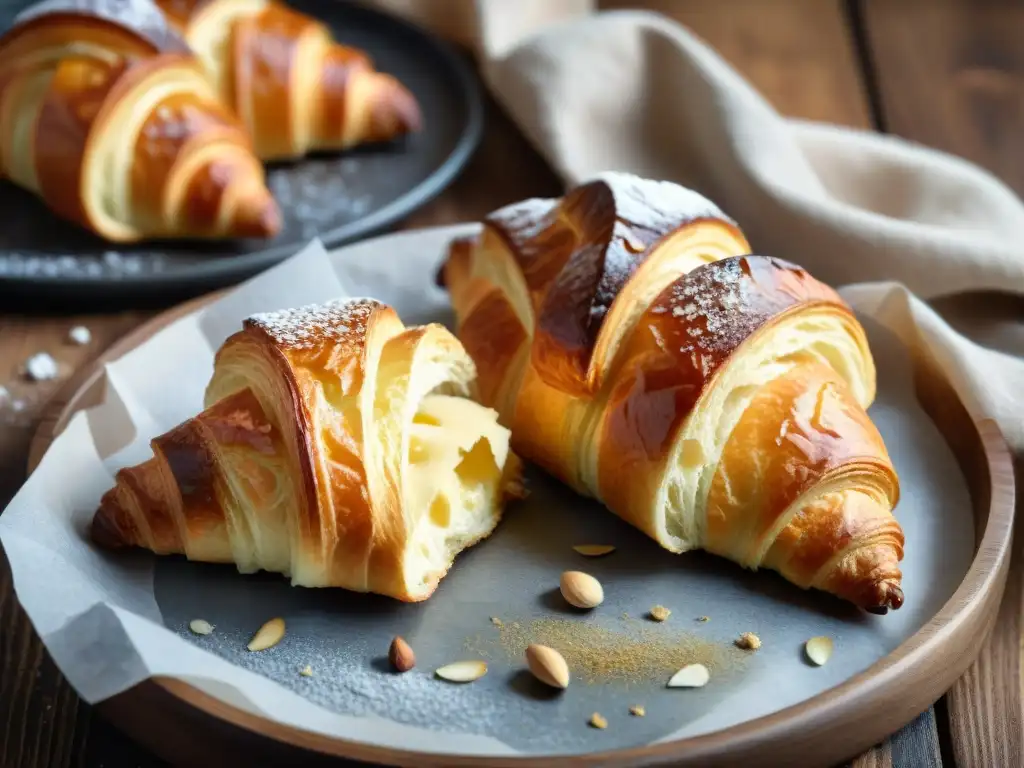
[92,298,523,601]
[0,0,281,241]
[442,173,905,613]
[154,0,422,161]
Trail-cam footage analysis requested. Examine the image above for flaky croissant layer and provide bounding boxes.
[93,299,523,601]
[0,1,281,241]
[443,172,905,613]
[155,0,422,161]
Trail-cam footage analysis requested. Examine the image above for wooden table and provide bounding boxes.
[1,1,1020,765]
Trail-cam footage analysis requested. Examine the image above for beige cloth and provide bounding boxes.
[373,1,1024,452]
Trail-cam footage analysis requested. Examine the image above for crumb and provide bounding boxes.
[649,605,671,622]
[490,617,503,627]
[589,712,607,729]
[629,705,645,717]
[24,352,58,381]
[622,612,629,620]
[299,665,313,677]
[68,325,91,345]
[736,632,761,650]
[697,616,710,622]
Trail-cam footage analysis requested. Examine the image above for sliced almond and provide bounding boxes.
[526,644,570,689]
[435,660,487,683]
[559,571,604,609]
[667,663,710,688]
[572,545,616,557]
[805,636,834,666]
[247,617,285,651]
[589,712,608,729]
[188,619,214,636]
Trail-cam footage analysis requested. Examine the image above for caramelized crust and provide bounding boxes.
[93,299,522,601]
[0,0,279,241]
[154,0,421,161]
[443,173,906,612]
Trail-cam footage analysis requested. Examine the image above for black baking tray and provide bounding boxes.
[0,0,484,306]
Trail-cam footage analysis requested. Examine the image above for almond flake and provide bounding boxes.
[247,617,285,651]
[572,545,616,557]
[629,705,646,717]
[805,636,834,666]
[589,712,608,729]
[299,665,313,677]
[435,660,487,682]
[667,663,710,688]
[188,619,214,636]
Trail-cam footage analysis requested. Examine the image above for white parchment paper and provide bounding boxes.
[0,227,978,757]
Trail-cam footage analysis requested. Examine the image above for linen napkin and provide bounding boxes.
[372,0,1024,453]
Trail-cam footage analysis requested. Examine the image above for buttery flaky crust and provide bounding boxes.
[155,0,422,161]
[442,172,905,613]
[92,299,523,601]
[0,0,280,241]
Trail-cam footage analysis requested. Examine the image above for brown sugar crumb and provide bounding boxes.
[649,605,671,622]
[629,705,646,717]
[736,632,761,650]
[474,616,731,686]
[490,617,503,627]
[697,616,710,623]
[589,712,608,729]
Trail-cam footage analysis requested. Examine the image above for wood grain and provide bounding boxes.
[603,0,872,128]
[863,0,1024,196]
[0,311,153,768]
[861,2,1024,765]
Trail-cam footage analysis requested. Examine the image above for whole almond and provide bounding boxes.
[526,643,570,689]
[389,636,415,672]
[559,571,604,609]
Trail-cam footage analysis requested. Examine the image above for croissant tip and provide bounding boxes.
[90,505,125,550]
[232,195,282,239]
[864,583,904,614]
[370,78,422,140]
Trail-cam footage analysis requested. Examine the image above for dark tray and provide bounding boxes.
[0,0,483,304]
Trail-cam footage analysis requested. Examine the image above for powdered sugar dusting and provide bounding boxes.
[247,298,382,350]
[662,257,746,355]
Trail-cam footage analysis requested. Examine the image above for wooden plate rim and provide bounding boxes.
[27,292,1017,767]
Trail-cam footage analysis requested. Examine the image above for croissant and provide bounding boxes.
[442,173,905,613]
[0,0,281,241]
[154,0,422,161]
[92,298,523,601]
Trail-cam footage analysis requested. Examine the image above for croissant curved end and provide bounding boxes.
[91,492,131,550]
[230,193,282,239]
[368,75,422,141]
[865,582,904,614]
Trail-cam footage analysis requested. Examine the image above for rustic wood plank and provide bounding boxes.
[863,0,1024,196]
[862,2,1024,766]
[0,312,153,768]
[601,0,873,128]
